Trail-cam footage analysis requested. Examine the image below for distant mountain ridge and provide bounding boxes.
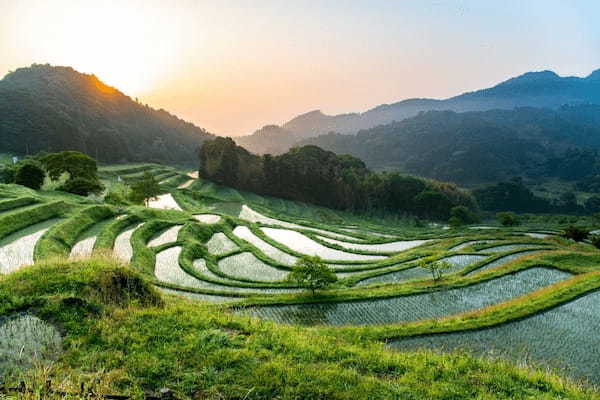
[236,68,600,154]
[301,105,600,184]
[0,64,214,163]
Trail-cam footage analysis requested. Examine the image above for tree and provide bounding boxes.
[497,211,520,227]
[129,172,161,206]
[448,205,479,227]
[590,235,600,250]
[419,259,452,282]
[61,177,104,196]
[286,256,338,295]
[41,151,99,181]
[14,160,45,189]
[585,196,600,214]
[562,226,589,242]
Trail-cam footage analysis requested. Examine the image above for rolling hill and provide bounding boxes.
[0,64,214,164]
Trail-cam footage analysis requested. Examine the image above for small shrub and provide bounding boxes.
[563,226,589,242]
[449,206,479,227]
[419,260,452,282]
[590,235,600,249]
[0,164,17,184]
[42,171,70,191]
[14,161,45,190]
[497,211,520,227]
[61,177,104,196]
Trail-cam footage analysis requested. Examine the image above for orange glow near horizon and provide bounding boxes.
[1,1,598,136]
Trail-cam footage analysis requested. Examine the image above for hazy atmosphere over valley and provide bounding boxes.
[1,1,600,399]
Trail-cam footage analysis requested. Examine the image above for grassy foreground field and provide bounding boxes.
[1,256,598,400]
[1,162,600,399]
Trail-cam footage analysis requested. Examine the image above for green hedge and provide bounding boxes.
[131,220,178,275]
[0,201,67,241]
[94,215,142,251]
[0,197,39,213]
[34,205,116,260]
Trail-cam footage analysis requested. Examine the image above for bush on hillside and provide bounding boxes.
[590,235,600,249]
[0,164,17,184]
[562,226,589,242]
[449,206,479,227]
[497,211,520,227]
[14,160,45,190]
[61,177,104,196]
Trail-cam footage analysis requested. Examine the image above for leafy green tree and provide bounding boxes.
[129,172,161,207]
[41,151,98,181]
[14,160,45,190]
[497,211,520,227]
[286,256,338,295]
[419,259,452,282]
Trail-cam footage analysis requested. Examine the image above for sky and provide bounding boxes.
[1,0,599,136]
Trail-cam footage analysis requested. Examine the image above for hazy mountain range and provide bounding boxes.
[236,69,600,155]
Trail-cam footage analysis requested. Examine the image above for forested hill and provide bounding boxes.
[0,64,214,163]
[301,105,600,185]
[236,69,600,155]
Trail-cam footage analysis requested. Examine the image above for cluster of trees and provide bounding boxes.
[198,138,477,220]
[473,177,600,215]
[0,64,213,164]
[0,151,104,195]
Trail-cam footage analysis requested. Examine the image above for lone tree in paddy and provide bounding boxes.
[130,172,161,207]
[287,256,338,295]
[419,259,452,282]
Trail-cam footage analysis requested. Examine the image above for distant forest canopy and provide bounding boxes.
[198,137,477,220]
[0,64,213,164]
[301,105,600,185]
[236,68,600,154]
[473,177,600,215]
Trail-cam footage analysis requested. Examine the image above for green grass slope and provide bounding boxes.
[1,256,597,400]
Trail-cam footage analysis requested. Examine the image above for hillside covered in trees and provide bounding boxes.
[301,105,600,185]
[0,64,214,164]
[199,138,477,219]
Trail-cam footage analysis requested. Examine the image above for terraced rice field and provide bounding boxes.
[262,228,385,262]
[4,166,598,385]
[390,290,600,385]
[148,194,182,210]
[238,268,571,325]
[113,223,144,262]
[357,254,488,286]
[70,219,113,258]
[206,233,239,255]
[0,219,59,274]
[218,252,289,282]
[318,236,429,253]
[193,214,221,224]
[232,226,297,265]
[148,225,182,247]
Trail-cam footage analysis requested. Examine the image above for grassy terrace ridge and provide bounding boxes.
[1,256,598,400]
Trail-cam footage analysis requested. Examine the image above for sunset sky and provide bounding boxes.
[1,0,599,136]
